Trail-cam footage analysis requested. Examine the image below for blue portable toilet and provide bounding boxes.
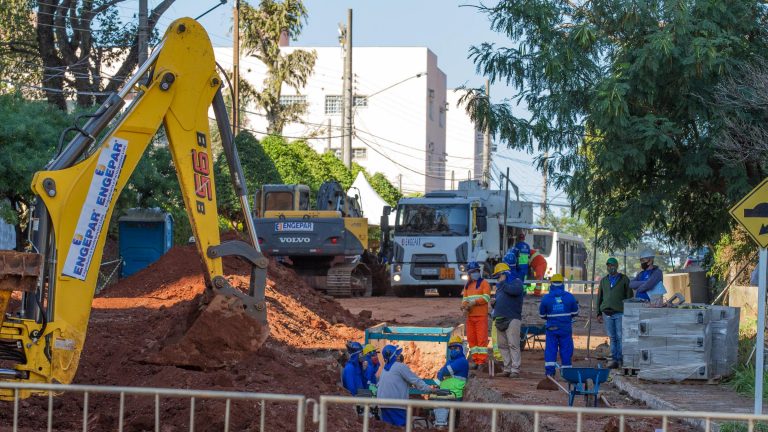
[118,208,173,277]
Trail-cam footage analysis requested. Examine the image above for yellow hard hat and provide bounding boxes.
[448,335,463,347]
[362,344,377,356]
[551,273,564,283]
[492,263,510,276]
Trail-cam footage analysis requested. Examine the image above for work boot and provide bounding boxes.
[470,363,479,370]
[508,372,520,378]
[498,371,510,377]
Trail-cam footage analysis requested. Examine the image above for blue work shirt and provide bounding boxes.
[342,353,364,396]
[539,283,579,331]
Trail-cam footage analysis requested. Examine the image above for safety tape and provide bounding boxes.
[469,347,488,354]
[543,312,578,317]
[544,362,558,366]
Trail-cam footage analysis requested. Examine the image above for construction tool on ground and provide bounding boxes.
[0,18,268,399]
[536,372,613,407]
[253,181,381,297]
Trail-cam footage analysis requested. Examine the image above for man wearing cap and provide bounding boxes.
[377,344,434,427]
[539,274,579,376]
[492,262,525,378]
[630,250,666,305]
[596,258,633,368]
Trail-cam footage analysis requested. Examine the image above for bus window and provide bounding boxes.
[533,234,553,256]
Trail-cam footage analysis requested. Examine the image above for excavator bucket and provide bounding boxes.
[0,251,42,328]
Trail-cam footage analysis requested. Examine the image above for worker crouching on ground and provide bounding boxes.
[629,250,666,305]
[437,336,469,399]
[492,262,525,378]
[377,344,434,427]
[461,261,491,370]
[539,274,579,376]
[596,257,633,369]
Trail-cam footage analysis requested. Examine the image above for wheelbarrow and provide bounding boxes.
[560,367,610,407]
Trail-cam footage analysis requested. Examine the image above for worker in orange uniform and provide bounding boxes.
[529,248,548,296]
[461,261,491,370]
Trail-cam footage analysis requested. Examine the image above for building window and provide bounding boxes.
[334,149,342,158]
[352,148,367,160]
[279,94,307,106]
[325,95,342,114]
[428,89,435,121]
[354,96,368,108]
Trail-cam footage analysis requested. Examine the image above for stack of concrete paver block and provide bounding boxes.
[621,301,740,382]
[621,301,646,369]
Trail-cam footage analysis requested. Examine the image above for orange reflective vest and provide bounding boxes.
[462,278,491,316]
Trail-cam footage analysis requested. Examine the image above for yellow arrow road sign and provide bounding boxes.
[730,178,768,248]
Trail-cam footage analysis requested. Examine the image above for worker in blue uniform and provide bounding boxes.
[539,274,579,376]
[342,341,365,396]
[513,233,531,281]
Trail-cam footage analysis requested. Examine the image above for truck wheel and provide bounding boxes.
[451,286,463,297]
[438,287,451,297]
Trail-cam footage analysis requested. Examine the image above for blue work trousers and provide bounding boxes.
[603,313,623,363]
[544,328,574,376]
[380,408,407,427]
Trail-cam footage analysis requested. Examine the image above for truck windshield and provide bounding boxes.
[395,204,469,236]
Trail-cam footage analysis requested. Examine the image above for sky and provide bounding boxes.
[126,0,568,208]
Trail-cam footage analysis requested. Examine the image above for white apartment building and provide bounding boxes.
[214,46,451,194]
[445,89,483,189]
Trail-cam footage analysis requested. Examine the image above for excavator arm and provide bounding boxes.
[0,18,267,398]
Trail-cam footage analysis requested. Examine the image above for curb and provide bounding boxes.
[611,375,721,432]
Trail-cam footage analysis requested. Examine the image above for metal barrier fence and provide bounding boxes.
[0,382,307,432]
[315,395,768,432]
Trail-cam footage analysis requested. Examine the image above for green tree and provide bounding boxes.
[0,94,72,247]
[239,0,317,134]
[463,0,768,249]
[0,0,39,94]
[213,131,282,223]
[33,0,177,109]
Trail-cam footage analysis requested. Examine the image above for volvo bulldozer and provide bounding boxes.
[253,181,374,297]
[0,18,268,398]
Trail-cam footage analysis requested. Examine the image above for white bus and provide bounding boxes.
[530,229,588,290]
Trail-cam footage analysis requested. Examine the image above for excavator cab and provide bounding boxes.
[253,185,310,217]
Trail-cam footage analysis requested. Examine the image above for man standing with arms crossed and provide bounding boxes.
[596,257,633,369]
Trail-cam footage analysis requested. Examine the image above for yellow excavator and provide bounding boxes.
[0,18,268,398]
[253,181,374,297]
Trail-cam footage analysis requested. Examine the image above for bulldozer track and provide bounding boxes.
[326,263,372,297]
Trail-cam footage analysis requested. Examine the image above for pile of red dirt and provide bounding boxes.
[1,242,398,432]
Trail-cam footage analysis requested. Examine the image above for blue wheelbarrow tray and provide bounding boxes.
[560,367,610,407]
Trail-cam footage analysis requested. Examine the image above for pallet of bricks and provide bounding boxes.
[621,301,739,381]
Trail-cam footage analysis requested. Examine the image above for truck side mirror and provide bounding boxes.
[476,206,487,217]
[383,206,392,216]
[476,216,487,232]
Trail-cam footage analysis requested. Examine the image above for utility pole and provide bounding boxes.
[138,0,148,64]
[502,167,510,253]
[398,174,402,193]
[232,0,241,135]
[541,151,549,221]
[451,170,455,189]
[327,119,332,152]
[341,9,354,168]
[482,79,491,189]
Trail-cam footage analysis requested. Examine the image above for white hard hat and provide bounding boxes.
[639,249,655,259]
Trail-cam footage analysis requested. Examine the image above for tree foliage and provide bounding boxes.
[464,0,768,249]
[240,0,317,134]
[0,94,72,243]
[214,132,402,222]
[2,0,176,109]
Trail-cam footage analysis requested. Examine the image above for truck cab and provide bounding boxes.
[389,197,484,297]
